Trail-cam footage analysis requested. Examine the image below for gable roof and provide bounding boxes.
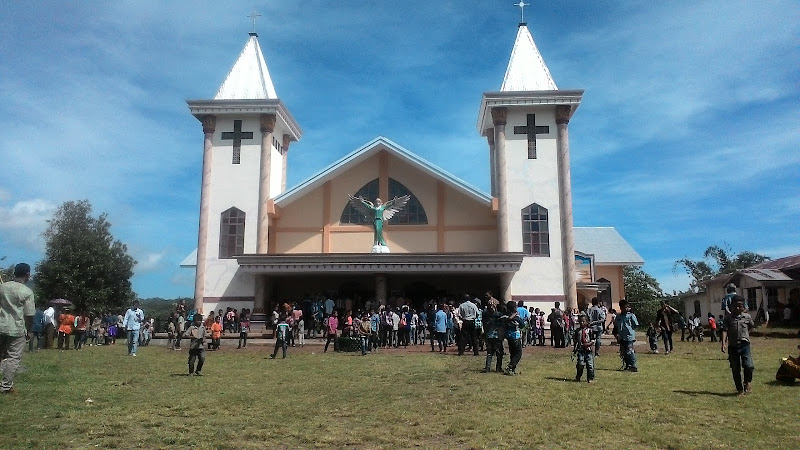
[573,227,644,265]
[214,33,277,100]
[500,24,557,92]
[273,136,492,207]
[749,254,800,271]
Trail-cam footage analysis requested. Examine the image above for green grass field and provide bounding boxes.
[1,337,798,448]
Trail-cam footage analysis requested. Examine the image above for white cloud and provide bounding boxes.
[0,198,57,252]
[134,251,166,273]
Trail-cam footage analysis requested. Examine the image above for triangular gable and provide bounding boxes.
[274,137,491,207]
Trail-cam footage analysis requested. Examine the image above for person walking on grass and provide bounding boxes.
[708,313,718,342]
[574,314,596,383]
[324,311,339,353]
[434,304,448,353]
[0,263,35,394]
[722,296,755,396]
[271,315,290,359]
[588,298,606,356]
[185,313,206,376]
[502,301,525,376]
[614,300,639,372]
[646,322,660,354]
[208,316,222,350]
[123,300,145,356]
[482,303,504,373]
[657,301,679,354]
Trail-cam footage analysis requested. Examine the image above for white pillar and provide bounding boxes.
[555,105,577,309]
[257,114,276,254]
[194,114,216,313]
[491,107,509,253]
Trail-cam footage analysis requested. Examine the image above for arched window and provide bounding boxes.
[521,203,549,256]
[340,178,428,225]
[219,207,245,258]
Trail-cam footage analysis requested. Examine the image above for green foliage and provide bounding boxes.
[33,200,136,313]
[623,265,667,324]
[673,244,770,292]
[139,297,191,332]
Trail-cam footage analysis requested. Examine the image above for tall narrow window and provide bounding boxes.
[219,207,245,258]
[340,178,428,225]
[521,203,549,256]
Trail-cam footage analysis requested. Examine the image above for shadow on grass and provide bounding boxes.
[765,380,800,387]
[545,376,578,383]
[673,389,739,397]
[169,373,192,377]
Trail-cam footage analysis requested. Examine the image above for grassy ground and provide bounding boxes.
[1,337,798,449]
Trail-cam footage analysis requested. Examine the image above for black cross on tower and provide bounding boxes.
[513,114,550,159]
[221,120,254,164]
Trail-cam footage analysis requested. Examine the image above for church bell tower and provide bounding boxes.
[477,18,583,309]
[187,31,302,313]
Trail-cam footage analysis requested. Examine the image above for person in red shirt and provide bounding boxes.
[208,316,223,350]
[708,313,718,342]
[57,307,75,350]
[324,311,339,353]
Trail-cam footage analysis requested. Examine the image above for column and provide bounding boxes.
[253,275,266,314]
[500,272,513,303]
[555,105,577,309]
[257,114,276,254]
[194,114,216,313]
[491,107,509,253]
[488,130,497,198]
[375,274,387,306]
[281,134,291,193]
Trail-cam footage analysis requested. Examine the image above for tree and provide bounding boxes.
[623,265,666,324]
[34,200,137,313]
[673,244,770,292]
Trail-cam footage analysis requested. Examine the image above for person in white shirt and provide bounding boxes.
[122,300,145,356]
[42,305,56,349]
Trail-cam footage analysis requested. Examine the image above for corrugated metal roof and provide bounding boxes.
[573,227,644,265]
[739,268,795,282]
[500,24,557,92]
[214,34,277,100]
[749,254,800,271]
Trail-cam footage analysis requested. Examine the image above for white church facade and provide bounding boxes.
[181,23,644,318]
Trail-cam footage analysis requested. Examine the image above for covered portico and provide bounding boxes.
[237,252,524,313]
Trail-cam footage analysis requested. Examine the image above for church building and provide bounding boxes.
[181,20,644,319]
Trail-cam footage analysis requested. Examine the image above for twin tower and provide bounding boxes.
[185,23,585,315]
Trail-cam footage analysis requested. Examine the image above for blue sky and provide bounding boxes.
[0,1,797,299]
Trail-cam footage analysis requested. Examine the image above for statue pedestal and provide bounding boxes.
[372,244,390,253]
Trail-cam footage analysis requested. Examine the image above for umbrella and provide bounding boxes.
[49,298,73,307]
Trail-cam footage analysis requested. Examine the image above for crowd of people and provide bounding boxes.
[0,263,789,397]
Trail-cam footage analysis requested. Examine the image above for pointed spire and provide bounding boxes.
[214,34,278,100]
[500,24,557,92]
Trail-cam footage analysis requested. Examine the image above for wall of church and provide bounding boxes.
[504,108,565,297]
[330,231,373,253]
[203,259,254,299]
[207,116,263,259]
[277,187,324,227]
[386,230,437,252]
[445,230,496,252]
[274,232,322,253]
[595,265,624,307]
[329,155,381,213]
[443,186,495,227]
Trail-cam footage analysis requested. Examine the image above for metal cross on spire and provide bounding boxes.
[514,1,529,24]
[248,8,262,34]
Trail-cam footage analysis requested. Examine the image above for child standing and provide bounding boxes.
[185,313,206,376]
[647,322,660,354]
[237,312,249,349]
[295,316,305,348]
[708,313,718,342]
[574,314,596,383]
[502,301,525,376]
[614,300,639,372]
[271,315,290,359]
[167,320,176,350]
[722,296,755,396]
[209,316,223,350]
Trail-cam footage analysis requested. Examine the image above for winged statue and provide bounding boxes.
[347,194,411,250]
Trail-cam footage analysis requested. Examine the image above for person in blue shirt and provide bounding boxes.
[614,300,639,372]
[503,301,526,376]
[29,307,44,352]
[434,305,448,352]
[482,303,505,373]
[369,310,380,352]
[516,301,531,348]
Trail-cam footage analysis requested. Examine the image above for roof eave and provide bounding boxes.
[274,136,491,207]
[186,98,302,142]
[477,90,584,135]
